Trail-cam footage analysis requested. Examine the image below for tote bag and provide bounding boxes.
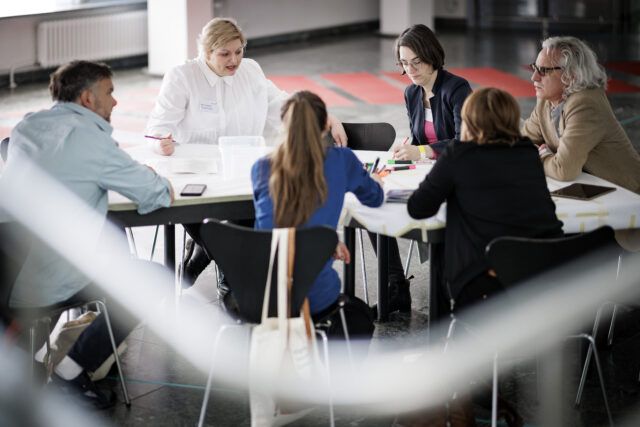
[248,228,322,427]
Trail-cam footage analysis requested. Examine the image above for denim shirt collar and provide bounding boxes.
[56,102,114,135]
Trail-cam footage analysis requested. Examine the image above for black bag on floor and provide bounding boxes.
[314,294,374,340]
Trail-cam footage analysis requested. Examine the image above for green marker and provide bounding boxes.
[387,159,413,165]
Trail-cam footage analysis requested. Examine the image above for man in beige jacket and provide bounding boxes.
[522,36,640,195]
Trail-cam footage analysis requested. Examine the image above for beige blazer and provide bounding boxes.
[522,88,640,194]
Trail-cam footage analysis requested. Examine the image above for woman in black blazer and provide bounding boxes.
[392,24,472,161]
[407,88,563,310]
[369,25,473,315]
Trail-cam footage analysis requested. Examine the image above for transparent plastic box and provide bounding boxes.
[218,136,269,180]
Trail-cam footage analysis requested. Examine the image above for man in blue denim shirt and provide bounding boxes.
[4,60,173,408]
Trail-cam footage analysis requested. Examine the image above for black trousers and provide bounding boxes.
[366,231,407,285]
[455,273,505,312]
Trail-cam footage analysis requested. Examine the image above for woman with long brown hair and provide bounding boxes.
[251,90,384,335]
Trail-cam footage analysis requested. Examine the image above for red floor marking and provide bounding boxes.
[606,78,640,93]
[606,61,640,76]
[267,75,353,107]
[448,67,535,97]
[382,71,411,86]
[321,72,404,104]
[0,127,12,139]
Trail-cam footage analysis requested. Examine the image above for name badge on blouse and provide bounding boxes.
[200,101,218,113]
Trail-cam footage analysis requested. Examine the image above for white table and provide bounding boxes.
[108,146,640,320]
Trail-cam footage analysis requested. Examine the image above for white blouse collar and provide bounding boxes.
[196,55,235,87]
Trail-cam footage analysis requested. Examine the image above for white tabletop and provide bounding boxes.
[109,144,265,211]
[343,150,640,237]
[109,146,640,237]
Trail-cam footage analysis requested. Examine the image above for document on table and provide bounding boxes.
[144,158,218,175]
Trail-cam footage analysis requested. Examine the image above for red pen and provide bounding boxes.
[402,136,410,145]
[145,135,178,143]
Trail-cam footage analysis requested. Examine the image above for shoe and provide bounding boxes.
[51,371,116,410]
[372,278,412,316]
[216,270,231,299]
[183,243,210,287]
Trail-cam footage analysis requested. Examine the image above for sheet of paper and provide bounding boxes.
[145,158,218,175]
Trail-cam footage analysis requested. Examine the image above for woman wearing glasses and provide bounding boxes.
[373,24,472,314]
[145,18,347,287]
[392,24,472,162]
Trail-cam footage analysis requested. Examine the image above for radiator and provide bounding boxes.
[37,10,148,68]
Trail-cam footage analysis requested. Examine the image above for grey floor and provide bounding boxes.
[2,28,640,426]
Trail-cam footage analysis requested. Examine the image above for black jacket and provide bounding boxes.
[405,69,472,153]
[407,138,564,299]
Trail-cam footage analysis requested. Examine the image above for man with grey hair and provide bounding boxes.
[522,36,640,194]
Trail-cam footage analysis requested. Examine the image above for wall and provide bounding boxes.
[214,0,379,39]
[0,3,145,76]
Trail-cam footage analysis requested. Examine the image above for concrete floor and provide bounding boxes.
[2,28,640,426]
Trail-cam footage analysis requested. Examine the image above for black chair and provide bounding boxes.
[0,222,131,406]
[196,219,344,426]
[484,226,619,426]
[343,122,396,151]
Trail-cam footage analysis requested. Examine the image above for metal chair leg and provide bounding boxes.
[404,240,415,278]
[607,304,620,346]
[357,229,369,304]
[576,304,608,405]
[198,324,234,427]
[491,353,499,427]
[94,300,131,406]
[338,307,353,368]
[316,329,335,427]
[149,225,160,261]
[571,333,613,426]
[443,316,457,354]
[125,228,138,258]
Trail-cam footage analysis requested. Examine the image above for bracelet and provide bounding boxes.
[418,145,428,160]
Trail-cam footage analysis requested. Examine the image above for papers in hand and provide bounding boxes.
[145,158,218,175]
[386,189,413,203]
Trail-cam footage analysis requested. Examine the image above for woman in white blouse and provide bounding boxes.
[147,17,347,289]
[146,17,347,155]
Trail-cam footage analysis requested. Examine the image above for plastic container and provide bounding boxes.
[218,136,269,180]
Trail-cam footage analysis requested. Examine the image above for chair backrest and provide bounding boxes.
[199,219,338,323]
[486,226,619,288]
[1,137,9,162]
[343,122,396,151]
[0,222,31,324]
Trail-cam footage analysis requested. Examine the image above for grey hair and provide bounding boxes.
[542,36,608,97]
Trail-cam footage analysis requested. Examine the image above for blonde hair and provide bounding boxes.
[197,17,246,57]
[269,91,328,227]
[542,36,607,97]
[461,88,521,145]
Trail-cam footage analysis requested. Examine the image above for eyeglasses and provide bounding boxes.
[397,58,424,70]
[529,63,563,76]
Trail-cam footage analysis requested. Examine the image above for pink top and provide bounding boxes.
[424,108,438,159]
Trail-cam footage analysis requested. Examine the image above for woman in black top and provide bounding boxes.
[407,88,564,310]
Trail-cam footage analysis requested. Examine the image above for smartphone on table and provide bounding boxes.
[180,184,207,197]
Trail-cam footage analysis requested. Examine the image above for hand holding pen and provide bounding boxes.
[145,134,176,156]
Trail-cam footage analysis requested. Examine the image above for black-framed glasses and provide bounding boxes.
[529,63,563,76]
[396,58,424,70]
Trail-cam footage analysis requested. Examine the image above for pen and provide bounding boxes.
[402,136,410,145]
[391,165,416,171]
[145,135,178,143]
[370,157,380,175]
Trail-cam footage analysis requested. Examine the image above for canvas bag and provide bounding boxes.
[248,228,322,427]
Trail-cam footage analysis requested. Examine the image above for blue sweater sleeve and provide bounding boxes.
[342,149,384,207]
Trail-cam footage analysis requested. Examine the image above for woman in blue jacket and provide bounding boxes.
[251,91,384,336]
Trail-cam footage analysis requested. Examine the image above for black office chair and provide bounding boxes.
[197,219,345,426]
[483,226,619,426]
[0,222,131,406]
